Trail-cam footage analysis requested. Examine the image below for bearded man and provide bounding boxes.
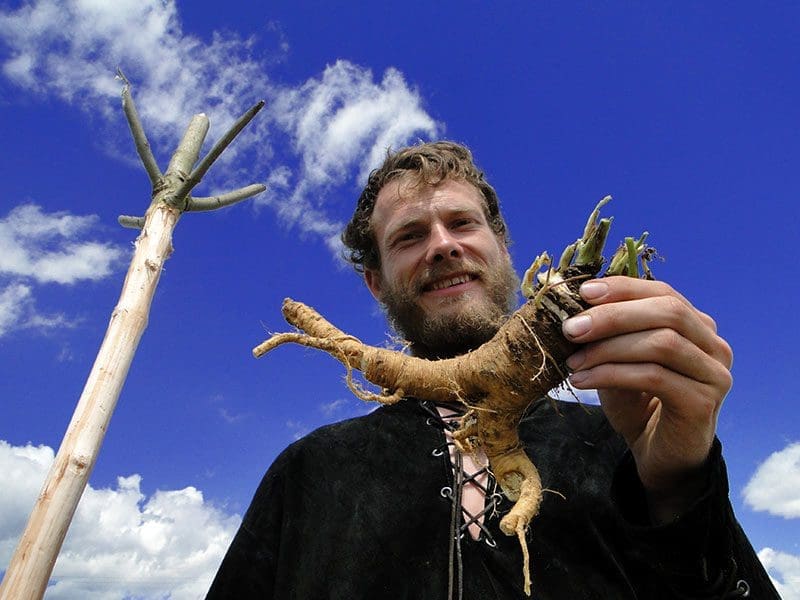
[207,142,778,599]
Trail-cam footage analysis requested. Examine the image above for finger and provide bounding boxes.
[562,295,732,368]
[566,328,733,387]
[569,362,725,422]
[579,277,719,332]
[695,308,719,334]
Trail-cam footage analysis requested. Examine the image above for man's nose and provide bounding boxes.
[425,224,462,264]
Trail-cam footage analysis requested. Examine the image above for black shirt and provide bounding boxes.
[207,398,778,599]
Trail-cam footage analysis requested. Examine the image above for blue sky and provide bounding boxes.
[1,1,799,597]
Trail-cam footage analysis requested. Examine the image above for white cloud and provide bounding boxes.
[319,398,349,417]
[0,440,239,599]
[0,0,262,143]
[318,397,376,420]
[0,281,76,338]
[272,61,439,187]
[0,283,32,337]
[0,204,122,284]
[758,547,800,600]
[265,60,440,254]
[0,1,441,256]
[0,204,123,338]
[285,420,309,441]
[218,407,247,424]
[743,442,800,518]
[0,441,55,546]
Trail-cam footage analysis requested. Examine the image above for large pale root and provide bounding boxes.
[255,299,468,403]
[252,198,653,596]
[491,444,543,596]
[254,298,549,596]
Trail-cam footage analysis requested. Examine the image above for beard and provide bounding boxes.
[379,257,520,360]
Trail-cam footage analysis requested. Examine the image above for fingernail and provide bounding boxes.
[580,281,608,300]
[563,314,591,339]
[566,350,585,370]
[569,370,589,385]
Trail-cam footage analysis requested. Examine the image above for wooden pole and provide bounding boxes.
[0,77,264,600]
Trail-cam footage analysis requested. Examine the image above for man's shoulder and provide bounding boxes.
[279,399,429,458]
[262,399,441,487]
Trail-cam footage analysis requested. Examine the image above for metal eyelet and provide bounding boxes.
[733,580,750,597]
[440,486,453,499]
[432,447,445,457]
[484,537,497,548]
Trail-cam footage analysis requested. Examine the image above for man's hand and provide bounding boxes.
[561,277,733,523]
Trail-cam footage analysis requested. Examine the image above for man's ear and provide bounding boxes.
[364,269,383,302]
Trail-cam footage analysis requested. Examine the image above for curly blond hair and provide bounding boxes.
[342,141,510,272]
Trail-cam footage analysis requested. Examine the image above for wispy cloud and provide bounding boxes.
[0,204,122,285]
[0,204,123,338]
[0,0,440,256]
[218,407,247,424]
[265,61,440,253]
[285,420,309,441]
[319,398,349,418]
[318,396,377,420]
[0,0,263,144]
[743,442,800,519]
[758,547,800,600]
[0,440,239,599]
[208,395,248,425]
[0,283,33,337]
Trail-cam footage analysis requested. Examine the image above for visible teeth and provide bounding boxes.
[431,275,471,291]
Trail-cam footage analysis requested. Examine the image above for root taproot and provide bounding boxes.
[253,197,653,595]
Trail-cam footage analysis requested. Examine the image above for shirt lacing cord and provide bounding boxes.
[421,400,503,600]
[439,482,504,546]
[421,401,754,600]
[421,400,502,546]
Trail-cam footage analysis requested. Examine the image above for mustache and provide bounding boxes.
[414,260,485,292]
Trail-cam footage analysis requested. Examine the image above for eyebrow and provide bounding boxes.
[385,216,424,240]
[384,206,484,243]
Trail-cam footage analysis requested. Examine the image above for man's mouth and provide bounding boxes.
[423,273,478,292]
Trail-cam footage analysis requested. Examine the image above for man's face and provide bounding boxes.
[364,177,519,358]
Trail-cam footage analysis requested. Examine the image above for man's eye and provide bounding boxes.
[453,218,474,228]
[395,231,421,245]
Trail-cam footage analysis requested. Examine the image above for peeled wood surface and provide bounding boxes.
[1,85,265,598]
[0,204,180,600]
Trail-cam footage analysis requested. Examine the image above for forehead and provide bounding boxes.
[372,178,486,226]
